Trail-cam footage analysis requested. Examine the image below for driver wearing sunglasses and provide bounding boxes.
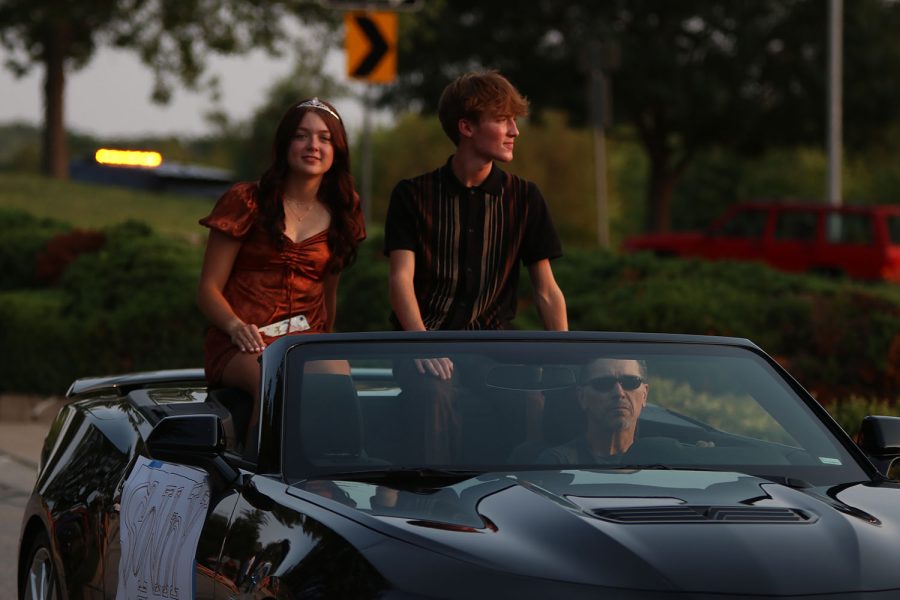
[538,358,649,465]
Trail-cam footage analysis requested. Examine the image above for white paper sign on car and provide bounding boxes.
[116,456,210,600]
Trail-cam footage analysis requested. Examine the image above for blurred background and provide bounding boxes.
[3,0,900,432]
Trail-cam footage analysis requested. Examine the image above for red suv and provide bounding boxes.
[622,202,900,281]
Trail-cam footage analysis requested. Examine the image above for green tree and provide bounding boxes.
[0,0,333,179]
[386,0,900,233]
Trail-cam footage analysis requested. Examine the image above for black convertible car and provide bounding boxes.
[17,331,900,599]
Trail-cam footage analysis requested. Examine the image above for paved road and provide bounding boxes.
[0,422,51,598]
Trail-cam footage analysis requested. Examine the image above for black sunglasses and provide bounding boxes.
[584,374,644,392]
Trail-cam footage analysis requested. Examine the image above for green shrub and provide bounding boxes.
[824,396,900,438]
[0,290,85,394]
[59,220,205,373]
[650,378,795,445]
[35,229,107,285]
[0,208,69,290]
[336,231,392,332]
[0,220,206,393]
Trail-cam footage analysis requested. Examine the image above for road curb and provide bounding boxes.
[0,421,51,470]
[1,448,39,471]
[0,394,66,423]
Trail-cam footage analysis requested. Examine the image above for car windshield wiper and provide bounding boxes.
[310,467,484,486]
[593,464,731,472]
[552,463,675,471]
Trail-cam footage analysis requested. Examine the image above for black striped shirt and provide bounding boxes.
[384,158,562,330]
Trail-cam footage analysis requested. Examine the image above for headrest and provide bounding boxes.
[299,374,363,462]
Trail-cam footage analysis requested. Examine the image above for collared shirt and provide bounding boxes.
[384,157,562,330]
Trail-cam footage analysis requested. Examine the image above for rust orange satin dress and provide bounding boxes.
[199,181,365,385]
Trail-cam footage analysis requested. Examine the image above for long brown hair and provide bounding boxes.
[257,98,362,271]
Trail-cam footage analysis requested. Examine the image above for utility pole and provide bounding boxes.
[587,40,617,250]
[827,0,843,207]
[360,86,374,224]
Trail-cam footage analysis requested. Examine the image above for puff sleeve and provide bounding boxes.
[199,181,259,239]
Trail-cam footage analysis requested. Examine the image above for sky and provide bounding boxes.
[0,43,374,139]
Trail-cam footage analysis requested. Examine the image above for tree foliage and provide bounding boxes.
[0,0,335,178]
[385,0,900,233]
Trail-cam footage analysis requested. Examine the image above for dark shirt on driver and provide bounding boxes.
[536,437,626,466]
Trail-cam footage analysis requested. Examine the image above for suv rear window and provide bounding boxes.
[888,216,900,245]
[825,213,873,245]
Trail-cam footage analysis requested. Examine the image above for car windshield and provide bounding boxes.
[282,339,867,487]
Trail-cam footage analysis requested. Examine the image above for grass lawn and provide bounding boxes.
[0,171,215,245]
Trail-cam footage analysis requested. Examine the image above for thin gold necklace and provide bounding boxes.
[284,199,314,224]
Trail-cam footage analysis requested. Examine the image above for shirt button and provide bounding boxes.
[467,227,474,233]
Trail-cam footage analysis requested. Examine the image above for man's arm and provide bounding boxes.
[388,250,426,331]
[388,249,453,379]
[528,259,568,331]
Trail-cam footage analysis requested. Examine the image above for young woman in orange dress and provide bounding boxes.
[197,98,365,450]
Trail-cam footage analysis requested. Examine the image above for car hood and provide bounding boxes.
[311,469,900,595]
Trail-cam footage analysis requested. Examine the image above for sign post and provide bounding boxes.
[323,0,420,221]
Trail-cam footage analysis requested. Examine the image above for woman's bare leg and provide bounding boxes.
[221,351,262,451]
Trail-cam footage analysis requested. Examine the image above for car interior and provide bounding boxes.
[280,350,851,480]
[131,342,862,489]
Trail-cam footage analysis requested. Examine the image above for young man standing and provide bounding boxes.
[384,70,567,462]
[386,70,567,338]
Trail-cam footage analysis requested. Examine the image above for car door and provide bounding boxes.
[210,475,387,598]
[878,212,900,281]
[702,206,770,261]
[193,488,242,600]
[103,456,238,600]
[764,207,820,273]
[818,210,881,279]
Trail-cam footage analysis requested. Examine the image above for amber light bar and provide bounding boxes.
[94,148,163,168]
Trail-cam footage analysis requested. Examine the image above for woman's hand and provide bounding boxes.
[228,321,266,353]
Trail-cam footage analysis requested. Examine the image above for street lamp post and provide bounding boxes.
[587,40,618,250]
[827,0,843,207]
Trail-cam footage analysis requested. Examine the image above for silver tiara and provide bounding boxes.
[297,97,341,121]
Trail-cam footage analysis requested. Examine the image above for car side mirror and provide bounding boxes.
[147,414,239,488]
[148,414,226,454]
[856,415,900,479]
